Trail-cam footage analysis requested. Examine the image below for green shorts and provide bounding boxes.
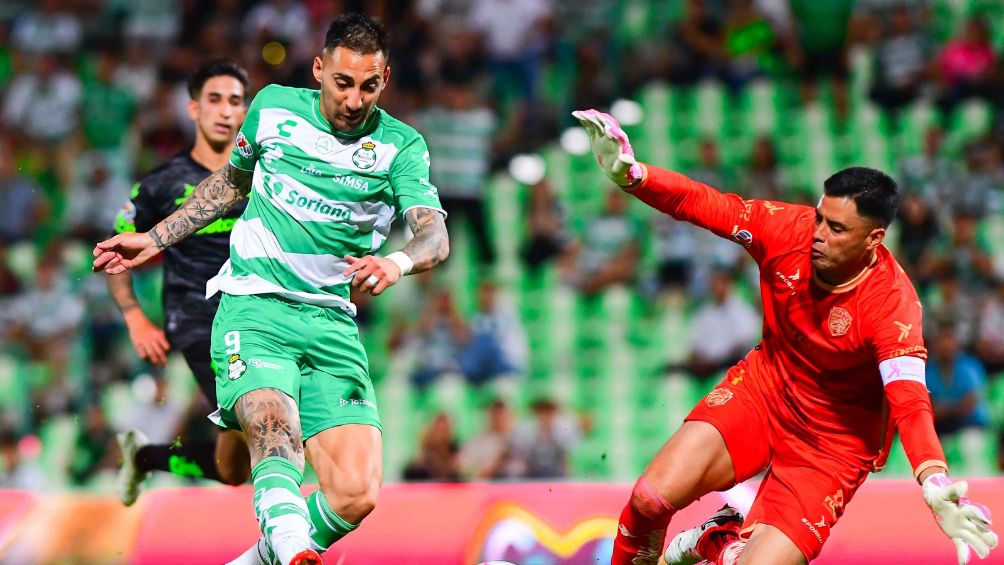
[208,293,380,439]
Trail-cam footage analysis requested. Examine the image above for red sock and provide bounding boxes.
[611,477,676,565]
[713,538,743,565]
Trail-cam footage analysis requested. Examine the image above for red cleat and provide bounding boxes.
[288,549,322,565]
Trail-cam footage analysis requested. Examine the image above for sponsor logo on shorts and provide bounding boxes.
[248,358,282,370]
[824,489,845,521]
[705,387,734,407]
[800,517,825,544]
[828,306,852,337]
[227,353,247,380]
[339,398,377,409]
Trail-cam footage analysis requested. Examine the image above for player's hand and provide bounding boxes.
[923,473,998,564]
[92,232,162,275]
[123,309,170,367]
[570,109,644,188]
[343,255,402,296]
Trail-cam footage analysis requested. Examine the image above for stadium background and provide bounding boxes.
[1,0,1004,563]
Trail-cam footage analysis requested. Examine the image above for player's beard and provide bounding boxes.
[200,123,233,155]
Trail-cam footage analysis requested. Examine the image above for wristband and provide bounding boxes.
[386,251,414,276]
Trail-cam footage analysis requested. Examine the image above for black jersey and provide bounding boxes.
[113,151,246,349]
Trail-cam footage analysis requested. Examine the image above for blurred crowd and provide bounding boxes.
[0,0,1003,489]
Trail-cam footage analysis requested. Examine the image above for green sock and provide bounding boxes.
[305,490,358,550]
[251,457,311,559]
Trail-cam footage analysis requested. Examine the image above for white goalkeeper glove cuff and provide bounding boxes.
[571,109,644,188]
[922,473,998,564]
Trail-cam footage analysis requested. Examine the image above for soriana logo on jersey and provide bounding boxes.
[828,306,853,337]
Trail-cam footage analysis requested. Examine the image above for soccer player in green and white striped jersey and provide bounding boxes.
[93,15,449,565]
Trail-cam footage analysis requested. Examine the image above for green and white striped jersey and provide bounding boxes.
[208,84,444,315]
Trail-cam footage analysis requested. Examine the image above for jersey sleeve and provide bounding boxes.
[390,134,445,219]
[865,283,927,363]
[628,164,811,264]
[228,87,267,171]
[113,179,162,234]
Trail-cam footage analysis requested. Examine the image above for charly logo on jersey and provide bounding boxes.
[235,132,253,158]
[352,141,377,169]
[828,306,853,337]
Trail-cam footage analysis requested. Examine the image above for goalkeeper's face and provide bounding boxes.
[811,196,885,278]
[314,47,389,133]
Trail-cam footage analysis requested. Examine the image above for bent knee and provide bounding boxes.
[629,476,676,519]
[217,460,251,485]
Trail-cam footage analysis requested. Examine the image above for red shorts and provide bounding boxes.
[686,365,870,561]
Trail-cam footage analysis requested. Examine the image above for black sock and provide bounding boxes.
[134,440,225,483]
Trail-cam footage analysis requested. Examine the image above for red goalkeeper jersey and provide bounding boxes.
[632,166,946,478]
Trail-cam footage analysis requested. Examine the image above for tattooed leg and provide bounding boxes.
[234,387,305,469]
[235,388,313,563]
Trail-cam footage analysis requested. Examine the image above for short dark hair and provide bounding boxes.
[187,58,249,100]
[822,166,899,227]
[323,13,390,57]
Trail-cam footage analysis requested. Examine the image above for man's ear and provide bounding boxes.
[313,56,324,85]
[187,99,199,121]
[867,226,886,250]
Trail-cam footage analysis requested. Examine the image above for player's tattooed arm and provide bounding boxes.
[148,164,253,249]
[234,388,305,468]
[402,207,450,273]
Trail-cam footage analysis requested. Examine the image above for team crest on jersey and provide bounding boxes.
[352,141,377,169]
[705,387,734,407]
[235,132,253,158]
[828,307,853,337]
[227,353,247,380]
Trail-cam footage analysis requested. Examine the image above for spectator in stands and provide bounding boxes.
[662,0,723,86]
[418,64,497,265]
[952,137,1004,218]
[522,179,571,270]
[924,270,980,351]
[1,53,81,186]
[459,399,516,480]
[739,136,784,201]
[410,288,467,387]
[559,190,642,297]
[976,276,1004,375]
[0,244,21,305]
[80,46,137,154]
[721,0,778,92]
[469,0,550,110]
[936,16,997,118]
[927,322,991,472]
[690,137,732,189]
[923,211,995,295]
[10,0,81,56]
[895,193,940,286]
[69,403,118,485]
[868,6,935,116]
[668,268,759,380]
[403,412,462,482]
[510,398,584,479]
[242,0,309,45]
[787,0,855,121]
[0,135,49,245]
[6,256,85,408]
[898,126,957,202]
[65,159,131,243]
[459,281,527,385]
[0,428,47,491]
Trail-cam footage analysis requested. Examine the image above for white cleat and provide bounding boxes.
[116,429,150,506]
[664,505,744,565]
[226,537,278,565]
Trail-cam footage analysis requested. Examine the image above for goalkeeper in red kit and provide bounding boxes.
[572,110,998,565]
